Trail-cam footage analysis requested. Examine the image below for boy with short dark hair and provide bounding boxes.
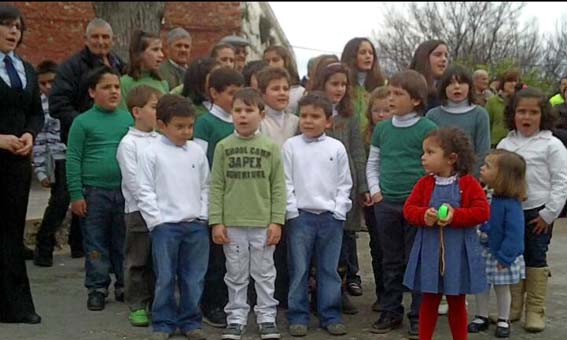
[193,66,244,327]
[283,92,353,337]
[66,65,134,311]
[209,88,286,340]
[117,85,162,327]
[366,70,438,338]
[136,94,210,340]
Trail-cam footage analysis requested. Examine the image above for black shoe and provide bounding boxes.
[494,320,511,338]
[70,250,84,258]
[87,291,106,311]
[10,313,42,324]
[346,282,363,296]
[33,255,53,267]
[408,319,419,339]
[115,289,124,302]
[468,315,489,333]
[370,312,403,334]
[23,245,34,260]
[341,292,359,314]
[202,306,227,328]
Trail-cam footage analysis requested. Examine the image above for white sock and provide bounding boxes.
[495,284,511,321]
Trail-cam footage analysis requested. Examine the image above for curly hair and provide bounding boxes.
[505,87,556,131]
[425,127,476,176]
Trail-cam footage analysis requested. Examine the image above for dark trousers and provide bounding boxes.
[69,214,83,253]
[365,205,384,301]
[524,206,553,268]
[0,154,36,322]
[374,200,421,321]
[124,211,154,311]
[273,225,289,307]
[339,230,360,284]
[201,238,228,312]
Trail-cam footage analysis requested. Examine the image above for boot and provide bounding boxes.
[490,280,525,324]
[524,267,549,332]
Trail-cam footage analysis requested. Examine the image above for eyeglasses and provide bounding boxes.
[0,20,22,31]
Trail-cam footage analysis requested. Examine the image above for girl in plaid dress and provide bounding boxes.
[469,150,527,338]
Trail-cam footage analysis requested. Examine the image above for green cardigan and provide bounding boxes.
[486,94,509,146]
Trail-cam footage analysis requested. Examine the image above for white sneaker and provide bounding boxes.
[438,297,448,315]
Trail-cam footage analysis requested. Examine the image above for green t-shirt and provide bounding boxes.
[119,73,169,111]
[66,105,134,201]
[209,133,286,227]
[371,117,437,202]
[194,113,234,167]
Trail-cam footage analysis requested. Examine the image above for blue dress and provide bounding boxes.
[403,176,488,295]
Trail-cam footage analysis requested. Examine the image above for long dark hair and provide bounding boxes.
[127,30,161,81]
[409,39,447,95]
[340,37,385,91]
[308,62,353,117]
[181,57,220,106]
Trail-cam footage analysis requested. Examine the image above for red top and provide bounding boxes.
[403,174,490,228]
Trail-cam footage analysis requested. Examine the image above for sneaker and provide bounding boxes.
[346,282,363,296]
[222,323,245,340]
[408,319,419,339]
[468,315,489,333]
[87,291,106,311]
[342,293,359,314]
[259,322,280,339]
[202,307,227,328]
[494,319,511,338]
[185,328,207,340]
[438,297,448,315]
[325,323,347,336]
[289,324,308,337]
[370,312,402,334]
[128,309,149,327]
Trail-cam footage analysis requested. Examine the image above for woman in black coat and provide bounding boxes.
[0,5,44,324]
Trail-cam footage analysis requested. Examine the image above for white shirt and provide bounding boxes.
[116,127,159,214]
[193,104,232,154]
[286,85,305,115]
[260,107,299,147]
[137,135,210,230]
[498,130,567,224]
[0,51,27,88]
[282,133,352,220]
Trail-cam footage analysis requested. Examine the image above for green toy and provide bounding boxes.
[438,204,449,220]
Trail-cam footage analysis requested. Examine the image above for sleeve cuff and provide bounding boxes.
[286,210,299,220]
[539,210,555,225]
[369,185,380,196]
[36,172,48,182]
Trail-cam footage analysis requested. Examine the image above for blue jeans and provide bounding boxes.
[524,207,553,268]
[80,186,126,293]
[287,211,343,327]
[151,221,209,334]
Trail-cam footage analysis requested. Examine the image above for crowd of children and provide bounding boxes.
[3,6,567,340]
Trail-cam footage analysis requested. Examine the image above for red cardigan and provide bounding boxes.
[403,174,490,228]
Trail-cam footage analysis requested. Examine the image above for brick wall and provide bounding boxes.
[9,1,242,66]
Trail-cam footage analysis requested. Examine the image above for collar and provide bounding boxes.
[93,104,117,114]
[160,134,187,149]
[441,100,476,114]
[0,50,19,63]
[168,58,187,70]
[508,129,551,140]
[234,129,261,139]
[435,174,458,185]
[392,112,419,127]
[332,104,339,117]
[266,106,285,117]
[210,104,232,123]
[357,72,367,86]
[128,126,159,137]
[301,133,326,143]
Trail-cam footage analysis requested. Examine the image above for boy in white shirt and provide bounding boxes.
[136,94,210,340]
[116,85,161,327]
[282,92,352,337]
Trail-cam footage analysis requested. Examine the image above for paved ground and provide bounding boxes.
[5,183,567,340]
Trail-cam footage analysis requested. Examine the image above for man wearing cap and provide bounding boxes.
[220,34,249,73]
[160,27,192,89]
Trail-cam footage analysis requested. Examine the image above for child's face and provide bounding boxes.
[299,104,330,138]
[263,78,290,111]
[480,154,498,187]
[514,97,541,137]
[0,18,21,54]
[168,37,191,66]
[370,98,392,124]
[141,39,164,72]
[324,72,347,105]
[388,85,420,116]
[356,41,374,71]
[211,85,242,113]
[216,48,235,70]
[263,50,285,68]
[232,99,264,137]
[88,73,121,111]
[157,116,194,146]
[421,137,455,177]
[429,44,449,79]
[133,95,158,132]
[38,72,56,97]
[445,77,469,103]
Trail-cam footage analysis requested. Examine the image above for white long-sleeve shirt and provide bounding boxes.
[498,130,567,224]
[282,134,352,220]
[116,127,159,214]
[137,135,210,230]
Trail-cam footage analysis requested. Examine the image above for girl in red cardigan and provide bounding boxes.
[403,127,490,340]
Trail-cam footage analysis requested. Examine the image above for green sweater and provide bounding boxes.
[371,117,437,202]
[209,133,286,227]
[194,112,234,167]
[486,94,508,146]
[66,105,134,201]
[119,73,169,111]
[353,85,370,138]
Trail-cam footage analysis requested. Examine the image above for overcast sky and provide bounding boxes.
[269,2,567,78]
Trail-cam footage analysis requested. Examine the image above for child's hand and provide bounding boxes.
[437,204,454,227]
[40,178,51,188]
[424,208,438,226]
[529,216,550,235]
[71,199,87,217]
[371,192,383,204]
[360,192,373,207]
[266,223,282,246]
[497,262,507,271]
[212,224,229,245]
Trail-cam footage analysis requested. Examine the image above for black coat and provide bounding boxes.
[49,47,124,143]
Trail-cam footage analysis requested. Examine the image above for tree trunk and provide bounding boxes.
[93,2,166,62]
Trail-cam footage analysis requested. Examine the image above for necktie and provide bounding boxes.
[4,56,23,90]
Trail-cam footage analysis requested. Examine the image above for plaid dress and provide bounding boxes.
[483,247,525,285]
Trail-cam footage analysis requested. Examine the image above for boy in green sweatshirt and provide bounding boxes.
[66,65,133,312]
[209,88,286,340]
